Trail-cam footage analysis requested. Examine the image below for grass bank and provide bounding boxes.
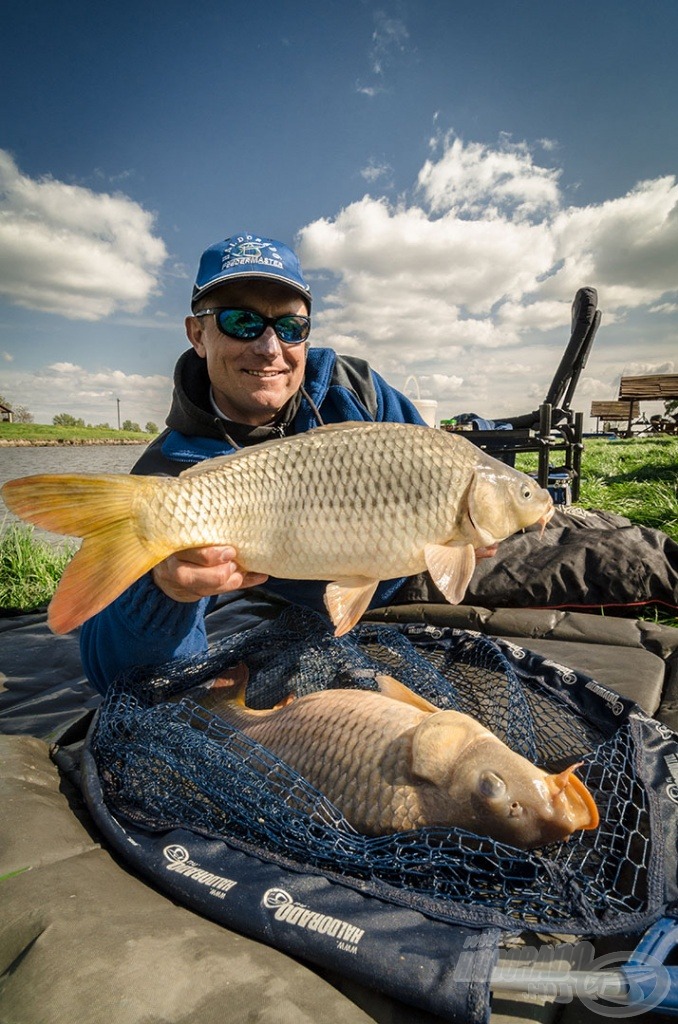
[0,523,76,613]
[1,435,677,618]
[517,435,678,543]
[0,423,153,445]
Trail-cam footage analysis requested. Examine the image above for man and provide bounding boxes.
[80,233,426,692]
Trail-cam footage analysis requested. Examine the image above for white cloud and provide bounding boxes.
[418,135,562,218]
[0,149,169,321]
[298,133,678,423]
[649,302,678,314]
[1,362,172,427]
[360,159,393,185]
[357,10,409,95]
[370,11,409,75]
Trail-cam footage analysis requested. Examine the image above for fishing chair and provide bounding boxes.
[449,287,601,502]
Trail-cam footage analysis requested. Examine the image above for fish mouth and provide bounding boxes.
[546,762,599,831]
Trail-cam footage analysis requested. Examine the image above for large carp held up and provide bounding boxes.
[2,421,552,635]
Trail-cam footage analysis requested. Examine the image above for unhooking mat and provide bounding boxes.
[82,606,678,1023]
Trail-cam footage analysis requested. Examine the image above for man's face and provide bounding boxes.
[186,280,309,426]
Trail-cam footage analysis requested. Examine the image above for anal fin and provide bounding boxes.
[324,577,379,636]
[424,542,476,605]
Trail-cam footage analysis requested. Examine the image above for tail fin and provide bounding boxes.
[2,473,174,634]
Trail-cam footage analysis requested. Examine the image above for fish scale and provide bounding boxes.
[200,686,427,834]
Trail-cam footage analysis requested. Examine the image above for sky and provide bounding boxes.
[1,0,677,430]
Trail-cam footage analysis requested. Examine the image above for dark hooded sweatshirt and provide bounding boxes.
[80,347,425,693]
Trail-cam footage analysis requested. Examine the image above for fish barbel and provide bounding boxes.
[1,421,553,635]
[187,670,599,849]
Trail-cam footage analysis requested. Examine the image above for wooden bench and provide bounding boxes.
[590,400,639,430]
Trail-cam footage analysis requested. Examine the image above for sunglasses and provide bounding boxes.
[193,307,311,345]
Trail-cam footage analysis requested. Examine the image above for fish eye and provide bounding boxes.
[478,771,506,799]
[521,485,532,500]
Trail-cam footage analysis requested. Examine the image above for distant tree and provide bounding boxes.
[53,413,85,427]
[145,421,158,434]
[122,419,141,432]
[94,422,111,429]
[665,399,678,416]
[14,405,34,423]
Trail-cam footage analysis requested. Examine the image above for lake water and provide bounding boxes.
[0,444,148,544]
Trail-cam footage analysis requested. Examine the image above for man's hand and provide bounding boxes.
[152,545,269,603]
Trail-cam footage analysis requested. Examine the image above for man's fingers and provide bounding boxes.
[174,545,237,567]
[151,547,268,602]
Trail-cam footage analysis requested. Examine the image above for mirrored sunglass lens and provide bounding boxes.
[217,309,265,338]
[276,316,309,342]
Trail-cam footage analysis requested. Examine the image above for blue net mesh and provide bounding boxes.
[91,606,668,934]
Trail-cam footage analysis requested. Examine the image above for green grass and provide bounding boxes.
[518,435,678,628]
[578,437,678,540]
[517,435,678,543]
[0,422,151,443]
[0,522,77,613]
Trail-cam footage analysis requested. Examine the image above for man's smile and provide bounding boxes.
[242,368,288,377]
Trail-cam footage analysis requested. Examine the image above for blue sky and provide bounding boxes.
[1,0,677,428]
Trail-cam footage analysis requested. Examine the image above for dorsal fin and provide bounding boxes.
[375,674,439,713]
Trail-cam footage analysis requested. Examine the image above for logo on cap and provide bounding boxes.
[222,236,284,271]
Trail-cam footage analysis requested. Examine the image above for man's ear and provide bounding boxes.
[185,315,207,358]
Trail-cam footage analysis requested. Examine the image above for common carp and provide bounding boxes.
[1,421,553,636]
[186,670,599,849]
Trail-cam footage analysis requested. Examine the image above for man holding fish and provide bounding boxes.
[5,236,599,849]
[3,233,553,693]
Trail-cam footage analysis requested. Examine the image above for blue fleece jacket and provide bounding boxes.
[80,348,426,693]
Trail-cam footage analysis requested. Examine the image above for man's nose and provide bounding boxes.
[250,326,282,355]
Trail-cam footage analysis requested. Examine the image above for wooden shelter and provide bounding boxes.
[617,374,678,436]
[0,402,13,423]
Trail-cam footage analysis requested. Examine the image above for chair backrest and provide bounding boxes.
[544,287,600,413]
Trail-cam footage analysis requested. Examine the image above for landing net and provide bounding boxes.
[91,606,675,935]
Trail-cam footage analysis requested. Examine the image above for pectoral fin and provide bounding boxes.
[324,576,379,636]
[424,542,476,604]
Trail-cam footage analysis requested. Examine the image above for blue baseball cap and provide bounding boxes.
[191,233,312,309]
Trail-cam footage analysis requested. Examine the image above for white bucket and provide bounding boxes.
[403,376,439,428]
[411,398,439,428]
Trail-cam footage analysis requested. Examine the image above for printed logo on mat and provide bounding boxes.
[664,752,678,805]
[262,887,365,954]
[162,844,237,899]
